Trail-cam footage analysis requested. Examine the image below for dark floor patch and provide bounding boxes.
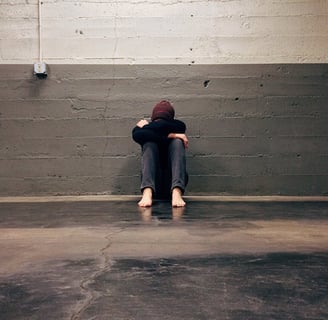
[80,253,328,320]
[0,259,98,320]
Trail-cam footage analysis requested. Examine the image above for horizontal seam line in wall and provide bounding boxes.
[191,135,328,138]
[0,136,132,139]
[3,175,324,179]
[17,136,131,139]
[2,155,328,160]
[0,118,137,121]
[0,96,326,101]
[0,155,138,160]
[0,175,140,179]
[1,174,327,178]
[189,173,328,178]
[188,154,328,157]
[2,116,327,121]
[2,135,327,139]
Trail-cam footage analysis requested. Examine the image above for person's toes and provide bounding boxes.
[138,195,152,207]
[138,198,152,207]
[172,199,186,207]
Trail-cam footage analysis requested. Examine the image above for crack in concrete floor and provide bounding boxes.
[70,228,126,320]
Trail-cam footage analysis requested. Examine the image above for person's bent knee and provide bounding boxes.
[143,141,158,150]
[169,138,184,149]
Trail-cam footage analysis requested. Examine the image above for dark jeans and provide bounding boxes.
[140,139,188,198]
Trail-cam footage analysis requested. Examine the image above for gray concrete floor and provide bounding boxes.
[0,199,327,320]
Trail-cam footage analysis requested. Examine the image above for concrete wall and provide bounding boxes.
[1,0,327,64]
[0,1,328,196]
[1,64,327,196]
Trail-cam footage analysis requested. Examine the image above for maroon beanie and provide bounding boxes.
[151,100,175,121]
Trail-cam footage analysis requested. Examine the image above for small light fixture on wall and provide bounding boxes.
[34,61,47,79]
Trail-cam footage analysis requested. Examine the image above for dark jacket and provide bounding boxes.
[132,119,186,146]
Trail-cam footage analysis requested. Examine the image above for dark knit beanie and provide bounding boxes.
[151,100,175,121]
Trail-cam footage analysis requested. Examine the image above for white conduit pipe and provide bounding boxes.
[38,0,42,62]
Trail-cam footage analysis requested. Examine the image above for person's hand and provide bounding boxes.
[168,133,189,149]
[177,133,189,149]
[137,119,149,128]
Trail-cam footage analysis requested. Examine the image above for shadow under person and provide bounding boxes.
[132,100,188,207]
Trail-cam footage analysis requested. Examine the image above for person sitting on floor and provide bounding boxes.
[132,100,188,207]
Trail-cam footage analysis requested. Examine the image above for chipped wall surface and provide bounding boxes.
[0,64,327,196]
[0,0,327,64]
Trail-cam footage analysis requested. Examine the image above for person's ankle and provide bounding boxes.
[143,188,153,196]
[172,187,183,195]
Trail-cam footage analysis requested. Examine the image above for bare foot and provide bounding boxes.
[138,188,153,207]
[172,188,186,207]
